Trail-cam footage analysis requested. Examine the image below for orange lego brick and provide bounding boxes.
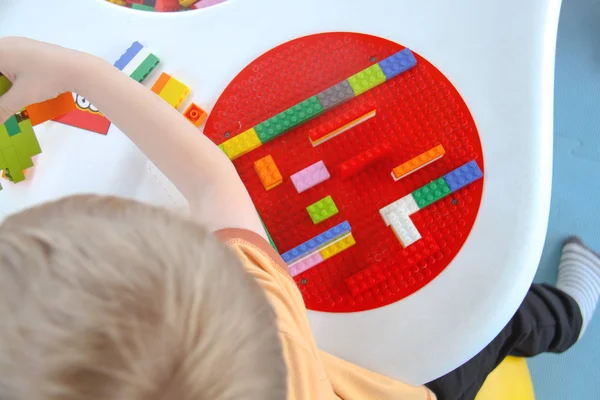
[392,144,445,181]
[183,103,207,127]
[25,93,77,126]
[254,154,283,190]
[151,72,171,94]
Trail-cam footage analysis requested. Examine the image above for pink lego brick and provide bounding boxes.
[190,0,227,8]
[290,160,331,193]
[288,252,324,277]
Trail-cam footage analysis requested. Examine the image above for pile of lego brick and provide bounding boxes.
[105,0,227,12]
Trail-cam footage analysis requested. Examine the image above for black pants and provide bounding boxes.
[425,284,583,400]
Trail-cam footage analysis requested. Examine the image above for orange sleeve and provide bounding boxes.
[215,229,435,400]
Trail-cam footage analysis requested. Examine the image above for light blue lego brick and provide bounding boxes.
[281,221,351,264]
[379,48,417,80]
[114,41,143,71]
[443,160,483,192]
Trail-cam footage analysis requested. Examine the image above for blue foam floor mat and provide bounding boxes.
[528,0,600,398]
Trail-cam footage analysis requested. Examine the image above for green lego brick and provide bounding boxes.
[130,54,160,83]
[0,74,12,96]
[348,64,387,96]
[4,115,20,136]
[255,96,324,143]
[412,178,451,208]
[306,195,339,224]
[0,124,10,149]
[1,147,25,183]
[16,119,42,157]
[132,3,156,11]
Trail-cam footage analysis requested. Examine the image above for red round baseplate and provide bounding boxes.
[205,33,484,312]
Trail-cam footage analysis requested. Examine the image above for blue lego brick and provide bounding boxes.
[379,48,417,80]
[316,80,355,110]
[443,160,483,193]
[114,41,143,71]
[281,221,351,264]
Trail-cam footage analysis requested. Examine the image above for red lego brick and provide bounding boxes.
[338,141,393,180]
[345,264,387,296]
[308,100,376,145]
[154,0,180,11]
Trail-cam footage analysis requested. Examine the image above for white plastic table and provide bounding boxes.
[0,0,560,385]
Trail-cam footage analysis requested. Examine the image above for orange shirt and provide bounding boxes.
[216,229,435,400]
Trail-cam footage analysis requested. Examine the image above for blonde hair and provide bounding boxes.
[0,195,287,400]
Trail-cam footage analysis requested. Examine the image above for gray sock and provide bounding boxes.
[555,237,600,339]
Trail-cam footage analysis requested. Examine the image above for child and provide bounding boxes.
[0,37,598,400]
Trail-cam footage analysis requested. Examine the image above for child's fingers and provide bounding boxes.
[0,82,28,124]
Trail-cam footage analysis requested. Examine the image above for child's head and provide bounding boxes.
[0,195,287,400]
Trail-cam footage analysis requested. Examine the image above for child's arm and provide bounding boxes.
[0,37,266,238]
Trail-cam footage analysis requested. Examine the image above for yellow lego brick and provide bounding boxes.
[319,233,356,260]
[221,128,262,160]
[159,77,190,109]
[106,0,127,5]
[392,144,446,181]
[179,0,197,5]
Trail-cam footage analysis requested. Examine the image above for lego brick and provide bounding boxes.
[151,72,171,94]
[309,104,377,146]
[288,252,324,278]
[15,119,41,157]
[159,76,190,109]
[254,155,283,190]
[316,80,355,110]
[379,194,420,226]
[190,0,226,8]
[4,115,20,136]
[179,0,197,5]
[339,141,392,180]
[132,3,156,10]
[0,74,12,96]
[345,264,386,296]
[320,233,356,260]
[390,213,422,247]
[54,97,112,135]
[129,53,160,82]
[106,0,127,5]
[347,63,386,96]
[255,96,324,143]
[290,160,330,193]
[155,0,181,11]
[183,103,208,127]
[392,144,446,181]
[306,195,339,224]
[0,124,10,148]
[444,160,483,192]
[221,128,261,160]
[281,221,351,264]
[25,92,76,126]
[412,178,451,208]
[1,147,25,183]
[379,48,417,80]
[113,41,144,71]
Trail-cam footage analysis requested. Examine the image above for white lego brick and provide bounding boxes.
[379,194,420,226]
[390,213,422,247]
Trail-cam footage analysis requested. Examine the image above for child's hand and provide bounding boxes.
[0,37,81,123]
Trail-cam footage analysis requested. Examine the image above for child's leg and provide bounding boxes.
[426,237,600,400]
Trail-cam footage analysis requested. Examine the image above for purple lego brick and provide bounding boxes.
[290,160,331,193]
[443,160,483,193]
[316,80,355,110]
[281,220,351,264]
[378,48,417,80]
[114,41,143,71]
[288,252,324,277]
